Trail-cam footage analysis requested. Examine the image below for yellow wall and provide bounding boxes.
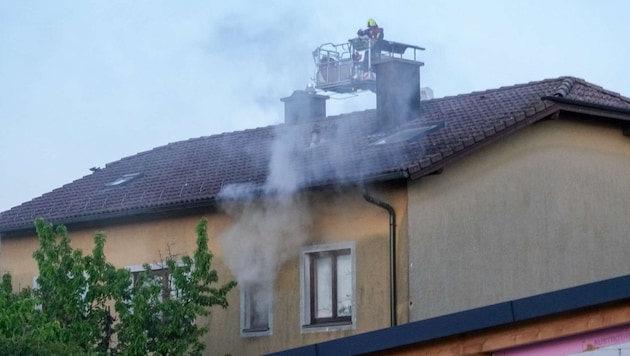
[408,118,630,320]
[0,184,408,355]
[0,214,232,291]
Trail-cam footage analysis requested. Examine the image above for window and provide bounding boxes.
[131,268,171,300]
[241,282,272,336]
[371,124,443,145]
[126,262,194,327]
[127,263,177,301]
[106,172,143,187]
[301,242,355,331]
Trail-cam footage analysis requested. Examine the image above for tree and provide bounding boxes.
[0,274,85,355]
[114,219,237,355]
[0,217,236,355]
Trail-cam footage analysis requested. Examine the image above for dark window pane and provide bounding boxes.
[244,283,270,332]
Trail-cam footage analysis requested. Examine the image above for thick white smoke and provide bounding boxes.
[217,86,409,323]
[218,196,311,286]
[217,124,314,319]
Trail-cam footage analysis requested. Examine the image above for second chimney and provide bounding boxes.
[374,59,423,129]
[281,86,329,125]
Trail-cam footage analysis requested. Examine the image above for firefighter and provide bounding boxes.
[357,18,384,42]
[357,18,384,73]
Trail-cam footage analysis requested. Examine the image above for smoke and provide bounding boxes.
[218,195,311,286]
[217,80,405,322]
[263,125,304,196]
[217,124,315,316]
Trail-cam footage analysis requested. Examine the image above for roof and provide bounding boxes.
[266,273,630,356]
[2,77,630,232]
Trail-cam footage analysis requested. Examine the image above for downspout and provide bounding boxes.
[361,185,397,327]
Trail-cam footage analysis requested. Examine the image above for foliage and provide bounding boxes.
[0,217,236,355]
[0,335,85,356]
[0,274,84,354]
[114,219,237,355]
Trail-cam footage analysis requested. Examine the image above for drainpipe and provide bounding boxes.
[361,186,397,327]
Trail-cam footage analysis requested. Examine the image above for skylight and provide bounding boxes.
[106,173,143,186]
[372,124,441,145]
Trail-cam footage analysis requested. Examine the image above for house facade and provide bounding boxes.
[2,74,630,355]
[408,116,630,321]
[0,185,406,355]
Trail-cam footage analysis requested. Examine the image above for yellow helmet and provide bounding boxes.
[367,18,377,27]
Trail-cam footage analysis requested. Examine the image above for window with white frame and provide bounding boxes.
[127,263,178,301]
[241,282,272,336]
[301,242,355,331]
[127,262,196,327]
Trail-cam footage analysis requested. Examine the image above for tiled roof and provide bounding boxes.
[2,77,630,232]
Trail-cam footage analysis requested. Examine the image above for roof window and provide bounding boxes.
[106,173,143,187]
[372,124,442,145]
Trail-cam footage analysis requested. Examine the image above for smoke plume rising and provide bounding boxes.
[217,124,316,321]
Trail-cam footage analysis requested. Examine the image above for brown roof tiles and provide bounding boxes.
[2,77,630,232]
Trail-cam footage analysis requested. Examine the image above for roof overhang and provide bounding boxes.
[0,171,410,236]
[542,96,630,123]
[0,198,219,236]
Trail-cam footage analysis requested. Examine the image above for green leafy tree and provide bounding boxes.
[0,274,84,354]
[115,219,237,355]
[32,220,123,352]
[0,217,236,355]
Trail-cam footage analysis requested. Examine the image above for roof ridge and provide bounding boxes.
[426,77,569,102]
[551,76,577,98]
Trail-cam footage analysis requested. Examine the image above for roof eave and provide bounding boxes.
[0,198,219,236]
[542,95,630,122]
[0,171,411,235]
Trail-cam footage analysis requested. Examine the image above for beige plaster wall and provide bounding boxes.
[408,118,630,321]
[0,214,233,290]
[0,185,408,355]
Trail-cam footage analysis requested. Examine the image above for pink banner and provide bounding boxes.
[495,324,630,355]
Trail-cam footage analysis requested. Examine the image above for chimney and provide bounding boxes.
[373,60,423,129]
[281,85,329,124]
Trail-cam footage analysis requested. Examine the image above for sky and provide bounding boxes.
[1,0,629,213]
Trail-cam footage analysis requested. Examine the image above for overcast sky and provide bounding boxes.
[1,0,629,212]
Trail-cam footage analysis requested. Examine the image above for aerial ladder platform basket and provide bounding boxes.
[313,36,425,94]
